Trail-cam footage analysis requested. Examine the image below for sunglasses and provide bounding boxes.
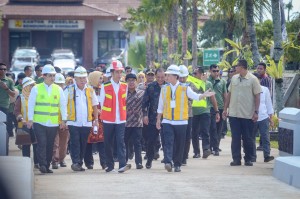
[0,68,7,71]
[212,70,219,73]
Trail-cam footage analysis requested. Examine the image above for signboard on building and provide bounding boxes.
[203,49,220,67]
[9,20,85,30]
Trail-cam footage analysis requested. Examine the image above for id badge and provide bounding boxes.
[170,100,176,108]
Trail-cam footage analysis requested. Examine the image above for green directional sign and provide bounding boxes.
[203,49,220,67]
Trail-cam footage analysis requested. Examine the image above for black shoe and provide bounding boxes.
[118,164,131,173]
[39,166,47,174]
[219,148,222,152]
[174,166,181,172]
[244,161,253,166]
[144,155,147,160]
[165,163,172,172]
[182,159,187,166]
[202,149,211,159]
[136,164,143,169]
[154,153,160,160]
[86,165,93,170]
[101,164,107,170]
[105,167,115,173]
[230,161,241,166]
[71,163,83,171]
[264,156,274,163]
[34,164,40,169]
[146,161,152,169]
[46,168,53,173]
[52,163,59,169]
[256,146,263,151]
[80,167,85,171]
[193,154,200,158]
[213,151,219,156]
[60,161,67,167]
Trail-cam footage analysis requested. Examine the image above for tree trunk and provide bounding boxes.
[168,15,173,64]
[245,0,261,66]
[145,32,151,68]
[158,22,163,66]
[150,23,155,67]
[272,0,284,113]
[182,0,188,66]
[226,13,235,64]
[172,3,179,55]
[192,0,198,68]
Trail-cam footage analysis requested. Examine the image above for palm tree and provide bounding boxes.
[172,2,179,55]
[191,0,198,68]
[285,0,293,22]
[271,0,284,113]
[181,0,188,66]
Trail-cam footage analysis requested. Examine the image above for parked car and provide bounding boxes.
[11,47,40,78]
[94,48,125,66]
[51,49,77,73]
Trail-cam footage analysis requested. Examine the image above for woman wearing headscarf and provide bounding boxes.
[84,71,106,169]
[14,77,39,168]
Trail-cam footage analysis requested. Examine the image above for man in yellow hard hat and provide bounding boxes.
[27,64,67,174]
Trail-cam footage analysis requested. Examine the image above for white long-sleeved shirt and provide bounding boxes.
[28,83,67,127]
[258,86,274,122]
[157,81,203,125]
[64,84,98,127]
[99,79,127,124]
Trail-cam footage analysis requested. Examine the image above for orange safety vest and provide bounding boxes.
[100,81,127,122]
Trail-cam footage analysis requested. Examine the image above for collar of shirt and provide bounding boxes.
[74,83,87,91]
[43,82,53,89]
[111,79,120,86]
[128,88,138,94]
[238,71,251,80]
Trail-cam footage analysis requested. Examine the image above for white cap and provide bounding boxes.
[22,77,35,88]
[110,60,124,71]
[42,64,56,74]
[54,73,65,84]
[74,66,88,77]
[179,65,189,77]
[104,66,112,77]
[165,64,180,75]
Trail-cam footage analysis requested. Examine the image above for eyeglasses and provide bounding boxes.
[0,68,7,71]
[212,70,219,73]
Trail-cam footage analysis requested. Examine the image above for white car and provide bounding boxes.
[51,49,76,73]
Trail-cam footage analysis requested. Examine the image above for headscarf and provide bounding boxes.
[65,77,74,86]
[88,71,103,88]
[22,83,35,99]
[137,72,145,84]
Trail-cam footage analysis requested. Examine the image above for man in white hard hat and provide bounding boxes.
[51,73,70,169]
[103,66,112,82]
[156,65,215,172]
[64,66,99,172]
[27,64,67,174]
[99,60,131,173]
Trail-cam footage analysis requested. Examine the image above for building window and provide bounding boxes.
[97,31,126,57]
[9,32,31,60]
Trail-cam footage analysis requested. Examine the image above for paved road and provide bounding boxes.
[8,136,300,199]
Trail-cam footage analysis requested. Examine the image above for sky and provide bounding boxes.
[283,0,300,20]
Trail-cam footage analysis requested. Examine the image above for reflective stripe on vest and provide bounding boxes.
[187,75,207,108]
[33,84,60,124]
[162,84,188,121]
[66,85,94,122]
[100,81,127,122]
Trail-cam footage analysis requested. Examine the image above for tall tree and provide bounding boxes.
[271,0,284,113]
[245,0,261,66]
[172,2,179,55]
[191,0,198,68]
[181,0,188,66]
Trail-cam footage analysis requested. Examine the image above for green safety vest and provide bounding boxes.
[33,83,60,124]
[187,75,207,108]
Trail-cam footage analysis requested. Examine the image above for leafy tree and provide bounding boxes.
[255,20,274,57]
[128,41,146,70]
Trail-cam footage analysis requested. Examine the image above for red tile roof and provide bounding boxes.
[0,0,140,19]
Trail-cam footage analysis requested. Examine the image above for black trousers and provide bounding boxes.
[216,109,224,144]
[33,123,58,168]
[0,107,9,155]
[192,113,211,155]
[124,127,143,165]
[7,112,17,137]
[103,123,126,169]
[183,117,193,161]
[22,144,38,164]
[229,117,254,162]
[84,142,106,167]
[68,125,90,165]
[209,108,218,151]
[144,124,160,163]
[163,124,187,167]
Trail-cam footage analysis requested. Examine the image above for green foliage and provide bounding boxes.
[286,12,300,34]
[218,38,254,69]
[255,20,274,57]
[0,12,3,29]
[128,41,146,70]
[265,55,284,79]
[283,33,300,64]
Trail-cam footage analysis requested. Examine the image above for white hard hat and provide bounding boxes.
[22,77,35,88]
[42,64,56,75]
[179,65,189,77]
[54,73,65,84]
[74,66,88,77]
[104,66,112,77]
[110,60,124,71]
[165,64,180,75]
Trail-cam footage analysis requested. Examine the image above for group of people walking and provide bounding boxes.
[0,58,275,174]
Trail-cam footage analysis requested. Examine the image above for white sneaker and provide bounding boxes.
[118,164,131,173]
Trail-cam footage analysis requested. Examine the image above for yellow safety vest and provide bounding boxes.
[66,85,94,122]
[162,84,189,121]
[187,75,207,108]
[33,84,60,124]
